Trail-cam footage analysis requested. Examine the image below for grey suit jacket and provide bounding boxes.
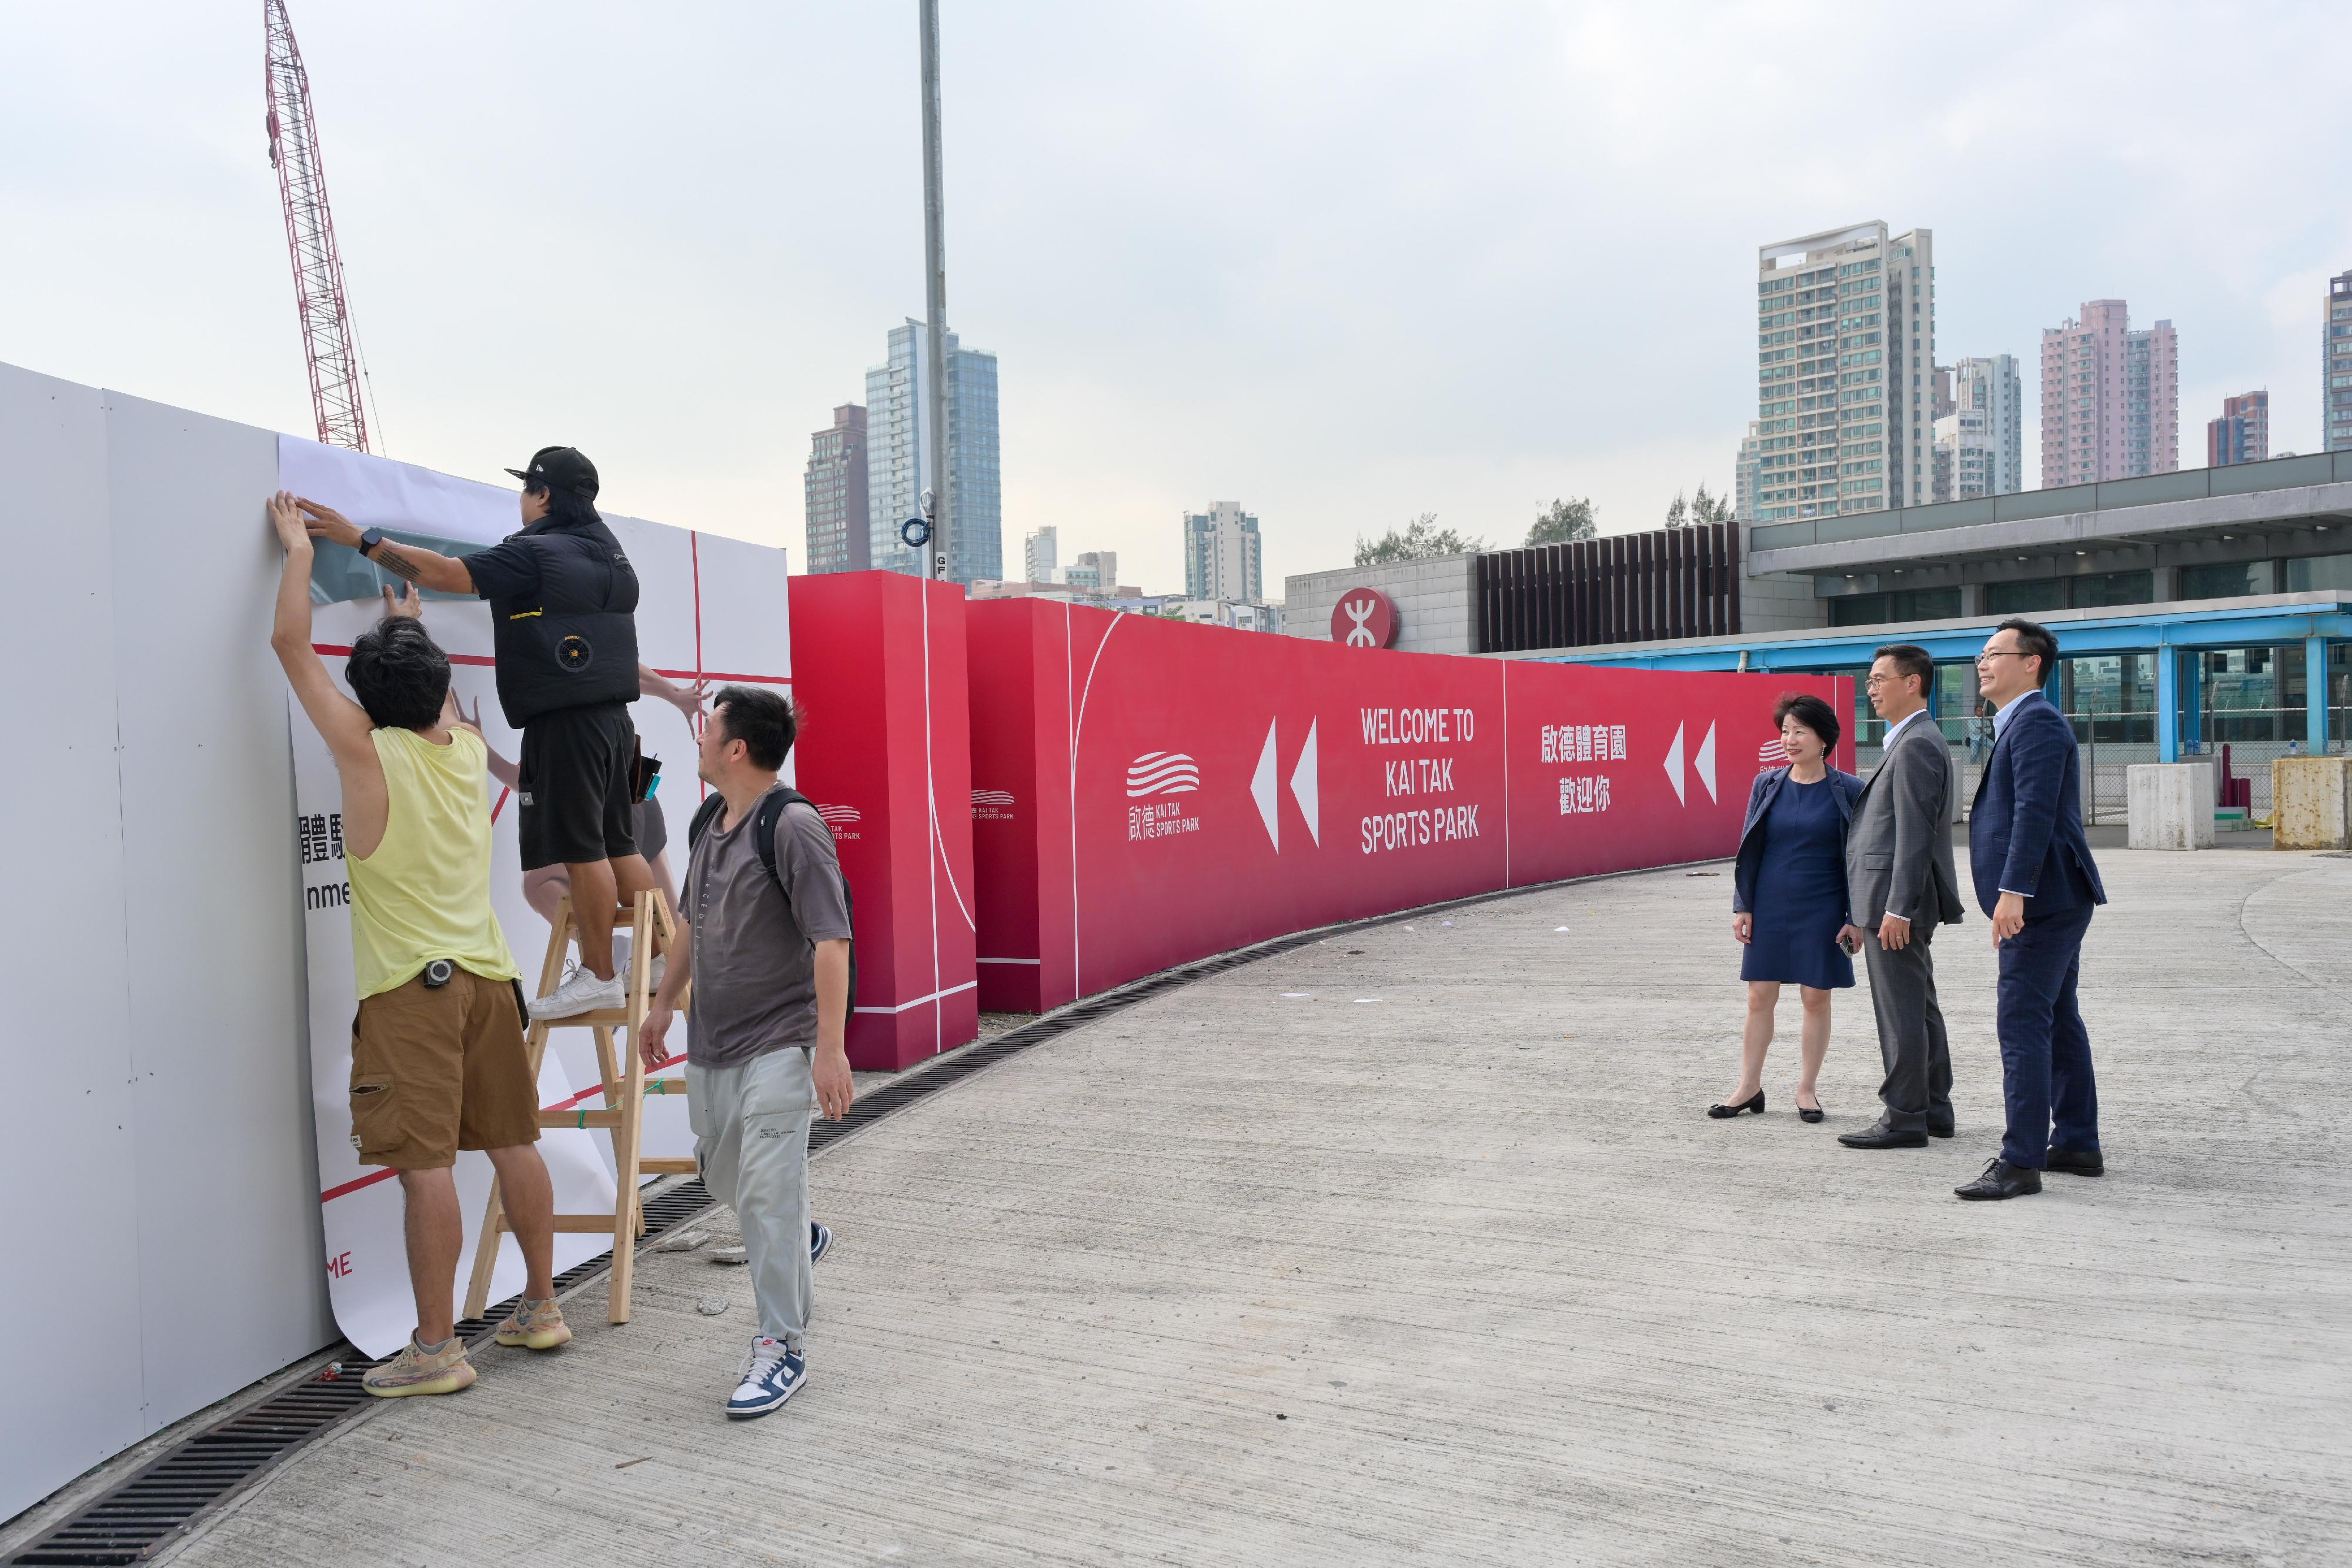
[1845,713,1965,928]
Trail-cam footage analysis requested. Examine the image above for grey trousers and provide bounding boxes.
[1863,924,1953,1134]
[687,1049,814,1349]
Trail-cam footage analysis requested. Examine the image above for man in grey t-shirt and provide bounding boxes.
[642,686,852,1419]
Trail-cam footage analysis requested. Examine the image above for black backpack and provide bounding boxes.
[686,787,857,1008]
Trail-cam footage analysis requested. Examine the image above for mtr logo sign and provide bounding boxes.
[1331,587,1397,648]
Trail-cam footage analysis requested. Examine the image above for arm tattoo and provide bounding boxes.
[374,545,425,584]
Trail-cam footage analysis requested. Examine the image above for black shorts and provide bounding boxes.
[516,701,640,871]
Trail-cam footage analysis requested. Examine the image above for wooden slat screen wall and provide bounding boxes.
[1474,522,1740,654]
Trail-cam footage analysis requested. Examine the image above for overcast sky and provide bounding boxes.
[5,2,2347,594]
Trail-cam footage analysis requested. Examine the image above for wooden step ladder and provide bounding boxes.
[462,890,693,1326]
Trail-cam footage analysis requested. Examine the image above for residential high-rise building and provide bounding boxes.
[2041,301,2177,487]
[2207,391,2270,467]
[1733,421,1762,522]
[1023,525,1058,585]
[1063,550,1118,592]
[1932,365,1955,420]
[801,404,868,574]
[1753,221,1935,521]
[1951,355,2023,496]
[864,319,1002,585]
[1182,501,1264,602]
[2326,270,2352,453]
[1933,407,1993,500]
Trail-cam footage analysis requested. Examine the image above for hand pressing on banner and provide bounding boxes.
[639,666,711,735]
[380,583,422,620]
[296,497,479,595]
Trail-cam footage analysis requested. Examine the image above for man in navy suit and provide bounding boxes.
[1958,618,2109,1201]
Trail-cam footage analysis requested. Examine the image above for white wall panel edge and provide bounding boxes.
[0,363,146,1519]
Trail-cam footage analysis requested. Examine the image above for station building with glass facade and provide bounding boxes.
[1512,450,2352,814]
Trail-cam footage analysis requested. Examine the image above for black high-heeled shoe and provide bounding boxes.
[1796,1096,1825,1124]
[1706,1089,1765,1119]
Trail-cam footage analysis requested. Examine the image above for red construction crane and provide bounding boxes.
[263,0,371,452]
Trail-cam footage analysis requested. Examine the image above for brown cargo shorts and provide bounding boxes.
[349,966,542,1169]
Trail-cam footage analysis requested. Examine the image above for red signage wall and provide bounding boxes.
[965,600,1849,1011]
[787,572,978,1069]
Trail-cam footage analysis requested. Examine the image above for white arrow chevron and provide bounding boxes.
[1663,722,1687,806]
[1290,718,1319,846]
[1251,718,1280,852]
[1694,721,1718,804]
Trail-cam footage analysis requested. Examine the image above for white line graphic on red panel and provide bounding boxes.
[920,580,940,1052]
[1289,718,1319,847]
[1694,721,1718,804]
[1663,723,1688,805]
[971,789,1015,806]
[1126,751,1201,797]
[1251,720,1280,851]
[854,980,979,1015]
[930,795,975,932]
[1071,612,1126,994]
[1758,736,1788,765]
[1500,663,1512,887]
[816,804,861,824]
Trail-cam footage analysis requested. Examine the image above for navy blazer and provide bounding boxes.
[1731,764,1866,916]
[1967,691,2107,918]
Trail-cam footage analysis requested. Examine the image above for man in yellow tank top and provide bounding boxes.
[270,493,569,1398]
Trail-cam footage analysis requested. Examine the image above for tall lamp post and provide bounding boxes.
[919,0,951,583]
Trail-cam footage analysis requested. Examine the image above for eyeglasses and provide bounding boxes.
[1863,674,1912,688]
[1975,650,2033,666]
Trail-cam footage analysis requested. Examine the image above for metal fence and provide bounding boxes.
[1855,706,2351,824]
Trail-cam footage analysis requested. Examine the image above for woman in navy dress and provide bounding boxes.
[1713,693,1865,1123]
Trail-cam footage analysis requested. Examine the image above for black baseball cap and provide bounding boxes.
[505,446,599,500]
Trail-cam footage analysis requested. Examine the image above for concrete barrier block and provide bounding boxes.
[2271,756,2352,850]
[2128,763,2215,850]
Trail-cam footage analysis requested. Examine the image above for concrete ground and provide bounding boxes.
[162,848,2351,1567]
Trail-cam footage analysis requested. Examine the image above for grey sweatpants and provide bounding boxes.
[686,1048,814,1349]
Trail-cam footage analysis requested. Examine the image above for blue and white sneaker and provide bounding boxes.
[726,1336,806,1419]
[810,1221,831,1265]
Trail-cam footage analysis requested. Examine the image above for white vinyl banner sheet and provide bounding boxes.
[278,439,791,1357]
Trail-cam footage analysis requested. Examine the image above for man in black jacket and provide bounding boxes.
[298,446,653,1019]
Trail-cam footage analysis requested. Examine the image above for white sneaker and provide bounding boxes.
[726,1336,805,1419]
[606,935,663,995]
[529,965,626,1021]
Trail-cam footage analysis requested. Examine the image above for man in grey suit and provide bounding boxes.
[1838,644,1968,1151]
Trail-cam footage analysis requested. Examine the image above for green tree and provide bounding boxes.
[1665,482,1735,530]
[1526,497,1598,546]
[1354,512,1488,566]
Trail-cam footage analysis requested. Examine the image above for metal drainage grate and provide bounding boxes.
[9,858,1673,1564]
[9,1180,717,1567]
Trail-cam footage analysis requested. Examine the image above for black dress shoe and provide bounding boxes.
[1838,1119,1928,1149]
[1796,1098,1825,1124]
[1707,1090,1765,1119]
[1955,1158,2043,1201]
[1926,1122,1956,1139]
[2046,1147,2104,1176]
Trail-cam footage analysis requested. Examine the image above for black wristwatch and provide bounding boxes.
[358,526,386,557]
